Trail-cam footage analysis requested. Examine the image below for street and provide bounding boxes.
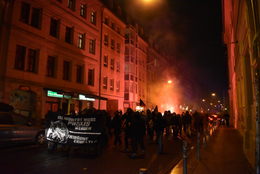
[0,132,199,174]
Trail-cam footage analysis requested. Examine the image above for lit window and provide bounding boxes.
[110,78,114,91]
[111,38,114,49]
[117,43,120,52]
[104,34,108,46]
[104,55,108,67]
[91,11,96,25]
[68,0,75,11]
[80,4,86,18]
[111,58,114,70]
[103,76,107,89]
[116,80,120,92]
[116,61,120,72]
[78,33,85,49]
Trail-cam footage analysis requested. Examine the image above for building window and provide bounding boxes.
[124,93,129,100]
[63,61,70,80]
[111,39,114,49]
[111,22,115,30]
[80,4,86,18]
[14,45,26,70]
[20,2,42,29]
[104,17,109,25]
[76,65,82,83]
[46,56,55,77]
[68,0,75,11]
[31,7,41,29]
[139,86,141,97]
[104,55,108,67]
[103,76,107,89]
[89,39,95,54]
[136,84,137,94]
[20,2,30,24]
[104,34,108,46]
[116,61,120,72]
[57,0,62,3]
[65,27,72,44]
[78,33,84,49]
[110,78,114,91]
[116,80,120,92]
[27,49,37,73]
[50,18,59,38]
[117,26,120,34]
[117,43,120,53]
[125,81,129,92]
[88,69,94,86]
[130,82,133,92]
[110,58,114,70]
[91,11,96,25]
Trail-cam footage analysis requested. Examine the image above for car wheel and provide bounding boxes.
[36,131,45,145]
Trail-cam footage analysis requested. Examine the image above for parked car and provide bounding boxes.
[0,111,45,146]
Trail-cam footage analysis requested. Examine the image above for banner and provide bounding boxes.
[45,112,103,145]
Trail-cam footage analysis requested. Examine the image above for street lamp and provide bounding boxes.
[212,93,216,96]
[202,99,205,102]
[168,80,172,84]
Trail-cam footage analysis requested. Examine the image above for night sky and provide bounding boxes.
[114,0,229,101]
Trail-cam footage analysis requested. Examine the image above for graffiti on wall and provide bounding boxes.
[9,89,37,120]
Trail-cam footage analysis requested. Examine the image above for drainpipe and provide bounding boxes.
[251,0,260,173]
[99,5,104,110]
[0,0,9,102]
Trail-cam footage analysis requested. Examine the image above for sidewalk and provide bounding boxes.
[170,126,255,174]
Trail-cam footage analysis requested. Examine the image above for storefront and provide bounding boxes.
[44,89,104,116]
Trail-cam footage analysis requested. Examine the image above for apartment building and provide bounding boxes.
[100,1,125,116]
[0,0,103,123]
[136,28,148,112]
[222,0,257,169]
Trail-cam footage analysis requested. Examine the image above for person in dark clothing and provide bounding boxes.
[154,112,165,154]
[223,111,230,127]
[184,111,192,136]
[198,114,203,132]
[147,110,155,144]
[173,113,179,139]
[193,111,200,132]
[122,108,134,152]
[181,112,186,133]
[112,111,122,148]
[164,111,173,140]
[131,112,146,158]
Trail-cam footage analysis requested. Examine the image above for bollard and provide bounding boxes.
[139,168,147,174]
[197,132,200,159]
[183,141,187,174]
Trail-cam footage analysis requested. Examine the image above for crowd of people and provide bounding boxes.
[45,107,230,158]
